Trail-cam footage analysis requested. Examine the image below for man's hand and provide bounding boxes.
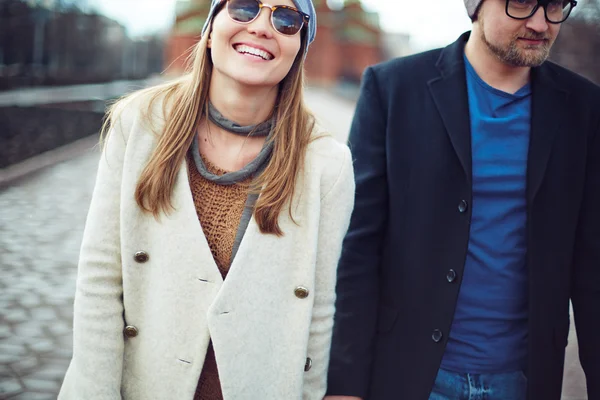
[324,397,363,400]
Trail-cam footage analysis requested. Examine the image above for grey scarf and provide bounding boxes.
[207,101,273,138]
[193,102,275,185]
[191,102,276,262]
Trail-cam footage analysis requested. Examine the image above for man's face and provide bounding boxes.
[477,0,562,67]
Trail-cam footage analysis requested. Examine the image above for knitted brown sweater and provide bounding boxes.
[188,152,252,400]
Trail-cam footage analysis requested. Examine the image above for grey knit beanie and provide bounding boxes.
[201,0,317,56]
[464,0,484,19]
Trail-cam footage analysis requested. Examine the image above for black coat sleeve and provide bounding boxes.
[572,118,600,399]
[326,66,389,398]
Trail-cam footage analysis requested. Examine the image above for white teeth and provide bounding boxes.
[234,45,273,60]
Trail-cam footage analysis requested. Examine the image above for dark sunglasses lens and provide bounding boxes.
[228,0,260,23]
[272,8,304,35]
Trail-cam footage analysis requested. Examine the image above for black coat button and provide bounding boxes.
[134,251,149,263]
[447,269,457,283]
[432,329,443,343]
[458,200,468,213]
[304,357,312,372]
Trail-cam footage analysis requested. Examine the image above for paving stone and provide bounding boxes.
[1,254,23,269]
[0,364,16,379]
[37,358,70,373]
[56,307,75,321]
[23,365,67,383]
[21,377,60,392]
[28,340,55,354]
[13,323,45,338]
[44,296,70,307]
[47,322,71,337]
[8,392,55,400]
[19,295,41,308]
[0,324,13,339]
[0,300,16,312]
[1,333,32,348]
[44,346,73,360]
[55,334,73,348]
[0,377,23,397]
[0,353,21,364]
[3,309,28,324]
[18,335,49,347]
[9,356,40,375]
[0,343,27,357]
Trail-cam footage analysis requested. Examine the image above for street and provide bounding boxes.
[0,86,587,399]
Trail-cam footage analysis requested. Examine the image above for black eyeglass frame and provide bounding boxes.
[225,0,310,36]
[505,0,578,24]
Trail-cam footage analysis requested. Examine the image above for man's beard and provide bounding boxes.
[480,23,553,67]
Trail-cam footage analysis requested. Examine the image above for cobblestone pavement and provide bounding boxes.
[0,88,588,399]
[1,145,98,400]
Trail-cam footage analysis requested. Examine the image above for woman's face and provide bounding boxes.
[209,0,303,89]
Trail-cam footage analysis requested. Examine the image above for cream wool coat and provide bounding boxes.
[58,97,355,400]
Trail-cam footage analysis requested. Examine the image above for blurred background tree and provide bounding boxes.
[551,0,600,84]
[1,0,598,90]
[0,0,165,90]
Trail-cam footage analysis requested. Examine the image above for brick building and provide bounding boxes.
[164,0,384,85]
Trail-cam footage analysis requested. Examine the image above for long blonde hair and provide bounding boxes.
[101,14,315,236]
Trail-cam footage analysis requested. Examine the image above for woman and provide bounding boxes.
[58,0,354,399]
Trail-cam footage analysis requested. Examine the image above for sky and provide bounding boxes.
[362,0,472,50]
[89,0,473,51]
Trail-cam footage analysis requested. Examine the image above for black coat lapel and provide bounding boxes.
[428,33,473,183]
[527,64,569,202]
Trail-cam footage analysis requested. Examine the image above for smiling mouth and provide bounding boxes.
[233,44,274,61]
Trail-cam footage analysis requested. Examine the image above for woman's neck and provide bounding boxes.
[208,75,279,127]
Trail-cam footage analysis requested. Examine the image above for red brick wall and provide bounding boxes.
[164,13,383,84]
[164,35,200,75]
[304,25,341,85]
[339,42,382,82]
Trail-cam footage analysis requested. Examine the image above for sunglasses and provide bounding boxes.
[225,0,310,36]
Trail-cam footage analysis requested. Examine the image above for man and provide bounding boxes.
[325,0,600,399]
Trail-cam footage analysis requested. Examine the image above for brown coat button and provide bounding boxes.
[124,325,139,338]
[304,357,312,372]
[134,251,149,263]
[294,286,309,299]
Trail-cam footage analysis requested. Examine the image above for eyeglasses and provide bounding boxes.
[505,0,577,24]
[225,0,310,36]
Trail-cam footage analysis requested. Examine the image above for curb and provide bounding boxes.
[0,134,100,189]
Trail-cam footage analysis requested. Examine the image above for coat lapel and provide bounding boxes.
[428,33,473,183]
[172,159,267,286]
[427,32,570,200]
[170,160,224,284]
[527,65,569,203]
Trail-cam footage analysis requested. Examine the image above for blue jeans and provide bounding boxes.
[428,368,527,400]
